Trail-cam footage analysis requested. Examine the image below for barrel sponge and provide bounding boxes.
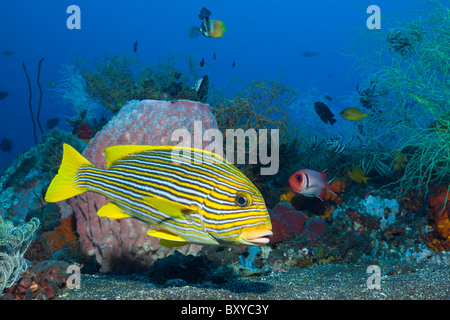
[71,99,218,273]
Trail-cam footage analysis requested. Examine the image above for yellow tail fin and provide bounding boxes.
[45,143,92,202]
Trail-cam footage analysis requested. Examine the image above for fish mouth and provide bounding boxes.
[240,228,273,245]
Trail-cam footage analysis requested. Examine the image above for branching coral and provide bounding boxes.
[0,217,40,293]
[55,64,107,129]
[79,53,204,113]
[209,78,298,207]
[38,128,86,177]
[211,77,298,145]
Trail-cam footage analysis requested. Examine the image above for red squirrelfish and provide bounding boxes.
[288,169,338,201]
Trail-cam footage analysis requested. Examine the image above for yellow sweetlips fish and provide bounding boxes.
[340,107,367,121]
[45,144,272,247]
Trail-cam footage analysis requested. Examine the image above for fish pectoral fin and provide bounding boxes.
[147,229,187,243]
[142,196,199,219]
[97,202,132,219]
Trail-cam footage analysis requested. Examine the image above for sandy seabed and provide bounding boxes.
[57,263,450,300]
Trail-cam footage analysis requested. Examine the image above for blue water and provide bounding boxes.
[0,0,421,170]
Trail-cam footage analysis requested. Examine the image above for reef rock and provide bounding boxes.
[71,99,218,272]
[269,204,327,244]
[427,185,450,251]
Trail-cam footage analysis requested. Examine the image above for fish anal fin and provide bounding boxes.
[142,196,198,219]
[316,189,327,201]
[159,239,189,247]
[320,170,328,181]
[147,229,187,242]
[97,202,131,219]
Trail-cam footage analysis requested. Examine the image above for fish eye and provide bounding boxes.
[296,174,302,182]
[235,193,251,207]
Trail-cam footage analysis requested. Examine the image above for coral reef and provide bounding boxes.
[210,78,299,207]
[72,99,218,273]
[350,2,450,198]
[427,185,450,251]
[0,217,40,294]
[42,214,79,261]
[1,260,71,300]
[211,77,298,145]
[269,204,327,244]
[55,64,108,132]
[38,128,87,177]
[269,205,307,244]
[79,54,205,113]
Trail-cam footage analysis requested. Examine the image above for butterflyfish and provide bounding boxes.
[189,19,226,38]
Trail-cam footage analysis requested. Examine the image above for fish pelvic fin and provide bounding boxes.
[147,229,189,247]
[45,143,92,203]
[97,202,132,219]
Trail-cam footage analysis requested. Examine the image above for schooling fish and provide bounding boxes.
[200,57,205,67]
[133,41,138,53]
[314,102,336,125]
[289,169,338,201]
[45,144,273,247]
[232,60,235,68]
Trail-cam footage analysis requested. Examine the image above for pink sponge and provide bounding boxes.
[71,99,218,272]
[269,205,327,244]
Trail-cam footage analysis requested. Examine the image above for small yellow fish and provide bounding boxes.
[348,166,370,184]
[340,107,367,121]
[392,152,407,170]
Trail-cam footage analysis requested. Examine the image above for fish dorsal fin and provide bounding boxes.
[104,145,227,168]
[97,202,132,219]
[104,145,170,169]
[142,196,199,219]
[147,229,187,243]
